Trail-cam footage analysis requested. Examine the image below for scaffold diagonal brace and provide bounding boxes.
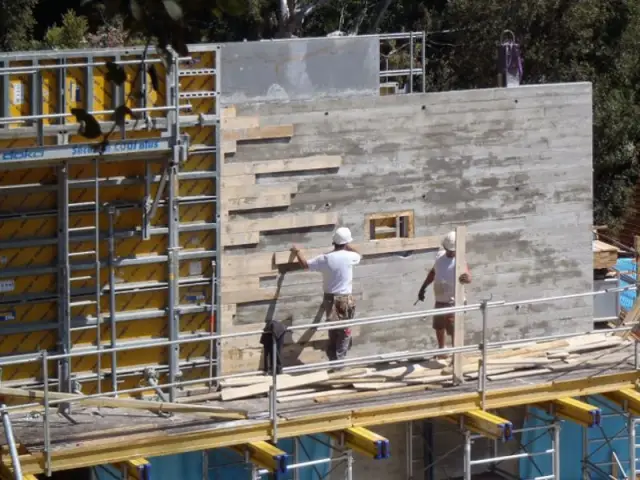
[330,427,390,460]
[231,441,288,477]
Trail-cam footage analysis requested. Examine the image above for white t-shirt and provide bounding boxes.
[307,250,361,295]
[433,250,457,303]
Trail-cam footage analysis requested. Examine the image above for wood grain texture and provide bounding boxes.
[223,125,294,142]
[223,155,342,177]
[226,193,292,212]
[453,225,467,383]
[274,235,441,265]
[226,212,339,235]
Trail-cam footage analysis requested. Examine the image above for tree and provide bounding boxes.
[0,0,39,51]
[42,10,89,49]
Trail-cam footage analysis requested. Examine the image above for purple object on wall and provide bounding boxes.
[498,30,523,87]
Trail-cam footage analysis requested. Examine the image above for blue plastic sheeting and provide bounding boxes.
[617,258,636,311]
[95,435,332,480]
[519,397,631,479]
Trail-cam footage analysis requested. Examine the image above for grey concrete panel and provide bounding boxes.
[224,81,594,376]
[219,36,379,105]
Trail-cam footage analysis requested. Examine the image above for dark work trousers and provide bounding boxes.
[260,320,286,374]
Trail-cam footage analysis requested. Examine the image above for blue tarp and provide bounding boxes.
[95,435,332,480]
[617,257,636,311]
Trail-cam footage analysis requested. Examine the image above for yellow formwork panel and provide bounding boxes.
[8,62,31,124]
[180,51,217,115]
[0,245,56,271]
[92,57,114,122]
[41,61,58,125]
[65,58,87,115]
[0,45,219,395]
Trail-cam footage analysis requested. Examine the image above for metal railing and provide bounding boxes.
[0,283,638,476]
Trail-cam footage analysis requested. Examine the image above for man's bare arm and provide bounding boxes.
[290,245,309,269]
[418,268,435,301]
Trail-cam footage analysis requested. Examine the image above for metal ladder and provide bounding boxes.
[59,158,102,395]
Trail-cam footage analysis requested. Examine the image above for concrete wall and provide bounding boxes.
[220,36,379,106]
[219,82,594,372]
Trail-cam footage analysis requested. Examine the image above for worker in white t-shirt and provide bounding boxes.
[417,231,471,351]
[290,227,361,362]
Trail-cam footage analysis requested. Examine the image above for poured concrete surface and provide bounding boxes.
[223,82,594,371]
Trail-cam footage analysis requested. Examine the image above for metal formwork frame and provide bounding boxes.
[0,43,223,401]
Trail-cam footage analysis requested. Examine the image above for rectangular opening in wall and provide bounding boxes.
[366,211,415,240]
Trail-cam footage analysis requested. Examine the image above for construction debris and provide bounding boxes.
[217,332,633,404]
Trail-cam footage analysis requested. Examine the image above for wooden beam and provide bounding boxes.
[274,235,441,265]
[0,387,247,418]
[453,225,467,383]
[223,155,342,177]
[226,212,338,235]
[223,116,260,130]
[221,370,330,401]
[226,193,292,212]
[223,183,298,200]
[223,125,294,142]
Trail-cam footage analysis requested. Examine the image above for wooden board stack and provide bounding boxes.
[212,332,633,405]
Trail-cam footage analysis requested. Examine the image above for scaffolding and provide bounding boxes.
[0,44,222,402]
[0,280,636,478]
[0,39,638,480]
[378,32,426,94]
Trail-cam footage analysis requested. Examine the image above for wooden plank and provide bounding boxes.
[223,125,294,142]
[0,387,247,418]
[486,358,553,366]
[277,389,352,403]
[314,385,433,403]
[226,212,338,235]
[223,116,260,130]
[222,106,236,118]
[223,232,260,247]
[222,140,237,155]
[352,382,409,390]
[453,225,467,383]
[218,375,269,388]
[220,275,262,293]
[224,183,299,200]
[274,235,441,265]
[223,155,342,177]
[277,388,318,398]
[222,287,278,305]
[227,193,292,212]
[221,174,254,187]
[487,368,552,381]
[220,370,330,401]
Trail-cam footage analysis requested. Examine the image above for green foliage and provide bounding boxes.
[0,0,39,51]
[18,0,640,231]
[43,10,89,49]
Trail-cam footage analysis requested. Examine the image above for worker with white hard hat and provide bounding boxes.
[290,227,361,364]
[417,231,471,353]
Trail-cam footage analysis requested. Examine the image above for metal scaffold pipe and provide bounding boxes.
[0,404,22,480]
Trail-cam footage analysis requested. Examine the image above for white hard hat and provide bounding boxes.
[333,227,353,245]
[442,231,456,251]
